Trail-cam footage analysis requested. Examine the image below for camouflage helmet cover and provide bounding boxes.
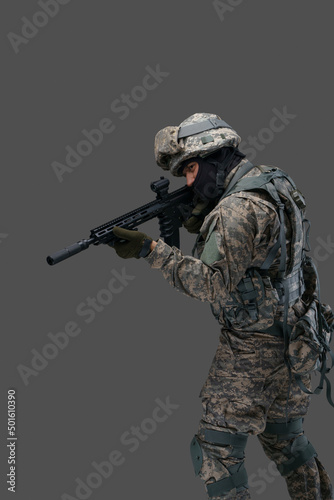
[154,113,241,177]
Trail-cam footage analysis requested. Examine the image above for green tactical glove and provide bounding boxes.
[110,227,153,259]
[183,200,210,234]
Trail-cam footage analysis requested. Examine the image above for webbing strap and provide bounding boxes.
[303,219,311,252]
[263,321,293,338]
[278,442,317,476]
[294,374,313,395]
[295,364,334,408]
[222,167,284,200]
[204,429,248,448]
[259,182,285,273]
[271,200,293,423]
[277,204,287,278]
[323,374,334,407]
[220,161,255,199]
[178,118,232,139]
[271,265,305,306]
[207,464,248,497]
[264,418,303,436]
[260,238,281,273]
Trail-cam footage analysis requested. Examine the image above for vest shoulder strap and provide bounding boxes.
[220,160,255,199]
[221,166,292,202]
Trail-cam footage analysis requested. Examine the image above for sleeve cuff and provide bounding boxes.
[144,238,173,268]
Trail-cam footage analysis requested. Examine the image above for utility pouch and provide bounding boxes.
[288,300,323,375]
[286,253,334,407]
[288,253,334,375]
[288,298,334,375]
[221,271,280,331]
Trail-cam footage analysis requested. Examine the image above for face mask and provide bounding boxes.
[192,147,246,201]
[192,158,220,201]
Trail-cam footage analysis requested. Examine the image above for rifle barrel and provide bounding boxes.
[46,238,94,266]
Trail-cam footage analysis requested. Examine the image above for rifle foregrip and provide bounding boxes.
[46,240,90,266]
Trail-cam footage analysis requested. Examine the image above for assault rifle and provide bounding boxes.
[46,177,194,266]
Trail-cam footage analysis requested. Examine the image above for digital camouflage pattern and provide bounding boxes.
[145,158,333,498]
[196,328,332,498]
[154,113,241,176]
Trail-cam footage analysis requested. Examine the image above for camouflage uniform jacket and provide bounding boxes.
[145,159,306,332]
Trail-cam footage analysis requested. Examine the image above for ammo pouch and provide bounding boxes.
[217,269,280,332]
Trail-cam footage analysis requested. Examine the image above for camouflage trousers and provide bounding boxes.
[192,329,333,499]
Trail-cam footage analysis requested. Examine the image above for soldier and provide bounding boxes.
[110,113,333,499]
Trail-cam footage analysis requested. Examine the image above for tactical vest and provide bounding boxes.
[202,161,305,331]
[204,161,334,407]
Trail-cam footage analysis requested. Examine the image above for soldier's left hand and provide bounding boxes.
[109,227,153,259]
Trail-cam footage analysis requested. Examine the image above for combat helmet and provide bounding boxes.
[154,112,241,177]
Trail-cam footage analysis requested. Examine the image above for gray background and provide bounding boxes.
[1,1,334,499]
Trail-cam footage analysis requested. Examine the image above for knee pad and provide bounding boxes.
[190,435,203,476]
[264,418,317,476]
[190,430,249,497]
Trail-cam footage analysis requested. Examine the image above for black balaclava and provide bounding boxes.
[182,147,246,202]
